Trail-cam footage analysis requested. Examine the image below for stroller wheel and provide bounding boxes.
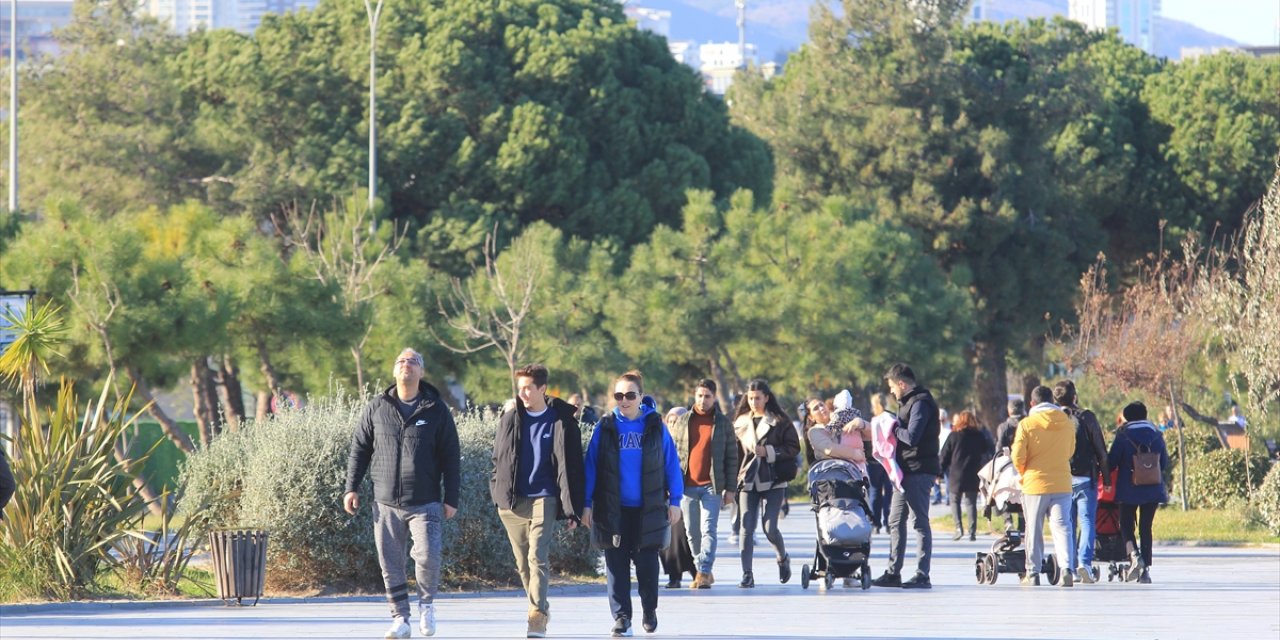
[861,565,871,590]
[824,572,835,590]
[801,565,810,590]
[1044,555,1061,585]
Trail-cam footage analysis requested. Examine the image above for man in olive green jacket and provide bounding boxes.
[669,378,738,589]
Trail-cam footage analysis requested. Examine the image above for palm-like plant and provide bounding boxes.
[0,377,157,599]
[0,300,68,429]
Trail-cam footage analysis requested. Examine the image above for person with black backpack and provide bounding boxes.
[1053,380,1111,585]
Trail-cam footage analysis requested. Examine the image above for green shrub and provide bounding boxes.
[1165,424,1223,464]
[178,393,597,594]
[1177,448,1273,509]
[0,381,156,600]
[1251,462,1280,536]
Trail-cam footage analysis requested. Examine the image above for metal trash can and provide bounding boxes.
[208,528,269,606]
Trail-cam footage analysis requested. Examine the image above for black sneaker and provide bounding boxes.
[664,577,680,589]
[902,572,932,589]
[871,571,901,588]
[778,555,792,584]
[611,616,633,638]
[642,610,657,634]
[738,571,754,588]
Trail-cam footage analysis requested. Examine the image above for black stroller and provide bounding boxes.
[800,459,873,590]
[974,454,1067,584]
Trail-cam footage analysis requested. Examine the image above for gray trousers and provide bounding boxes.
[886,472,933,576]
[1023,492,1073,577]
[373,501,443,620]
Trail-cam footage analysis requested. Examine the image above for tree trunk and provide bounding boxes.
[352,345,366,393]
[255,339,282,423]
[114,442,165,518]
[255,390,273,424]
[718,346,746,393]
[218,355,246,432]
[191,357,222,447]
[971,339,1008,435]
[708,355,733,412]
[126,366,196,455]
[1020,373,1040,407]
[1168,381,1189,510]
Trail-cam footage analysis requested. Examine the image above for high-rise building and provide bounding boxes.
[968,0,988,22]
[0,0,74,59]
[147,0,317,34]
[1069,0,1160,55]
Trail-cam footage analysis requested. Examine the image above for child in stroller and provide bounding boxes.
[800,459,874,590]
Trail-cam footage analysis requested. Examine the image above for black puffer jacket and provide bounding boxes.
[345,381,461,508]
[894,386,941,476]
[589,412,671,551]
[490,397,585,521]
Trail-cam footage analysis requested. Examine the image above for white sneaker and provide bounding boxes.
[385,616,411,639]
[420,603,437,637]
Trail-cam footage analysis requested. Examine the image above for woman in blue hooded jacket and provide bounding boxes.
[1106,401,1170,584]
[583,370,683,638]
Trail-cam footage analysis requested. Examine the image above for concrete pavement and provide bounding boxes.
[2,501,1278,639]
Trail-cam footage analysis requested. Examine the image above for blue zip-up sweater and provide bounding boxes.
[584,404,684,508]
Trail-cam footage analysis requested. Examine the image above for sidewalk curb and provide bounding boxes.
[0,584,605,616]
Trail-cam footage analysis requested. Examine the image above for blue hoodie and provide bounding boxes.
[584,403,684,509]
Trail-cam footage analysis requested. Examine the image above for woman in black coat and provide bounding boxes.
[938,410,994,540]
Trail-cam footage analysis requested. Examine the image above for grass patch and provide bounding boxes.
[932,507,1280,545]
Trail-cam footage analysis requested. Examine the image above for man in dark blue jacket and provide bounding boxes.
[344,348,460,639]
[873,363,940,590]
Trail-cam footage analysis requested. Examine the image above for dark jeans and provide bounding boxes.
[1120,502,1158,567]
[867,462,891,528]
[739,487,787,574]
[603,507,659,621]
[950,489,978,535]
[886,472,933,576]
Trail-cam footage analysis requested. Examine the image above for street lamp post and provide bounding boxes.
[364,0,384,235]
[8,0,17,212]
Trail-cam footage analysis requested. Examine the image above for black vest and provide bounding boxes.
[590,412,670,551]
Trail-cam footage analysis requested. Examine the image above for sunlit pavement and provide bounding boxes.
[3,501,1277,639]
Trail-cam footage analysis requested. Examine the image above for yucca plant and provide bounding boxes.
[115,490,212,596]
[0,377,158,600]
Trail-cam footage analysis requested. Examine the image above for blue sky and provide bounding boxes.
[1162,0,1280,46]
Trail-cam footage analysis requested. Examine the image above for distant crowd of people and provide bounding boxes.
[341,349,1171,639]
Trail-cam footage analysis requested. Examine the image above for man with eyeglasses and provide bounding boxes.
[491,363,585,638]
[668,378,738,589]
[344,348,461,639]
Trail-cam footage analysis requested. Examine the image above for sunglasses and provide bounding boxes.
[613,391,639,401]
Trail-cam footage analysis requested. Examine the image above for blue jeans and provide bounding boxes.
[680,484,721,574]
[1070,477,1098,569]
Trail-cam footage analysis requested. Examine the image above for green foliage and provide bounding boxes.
[178,392,595,592]
[178,391,379,591]
[729,8,1149,424]
[1251,462,1280,536]
[1145,52,1280,232]
[0,379,156,600]
[8,0,207,214]
[169,0,770,257]
[1166,423,1224,464]
[1177,448,1272,510]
